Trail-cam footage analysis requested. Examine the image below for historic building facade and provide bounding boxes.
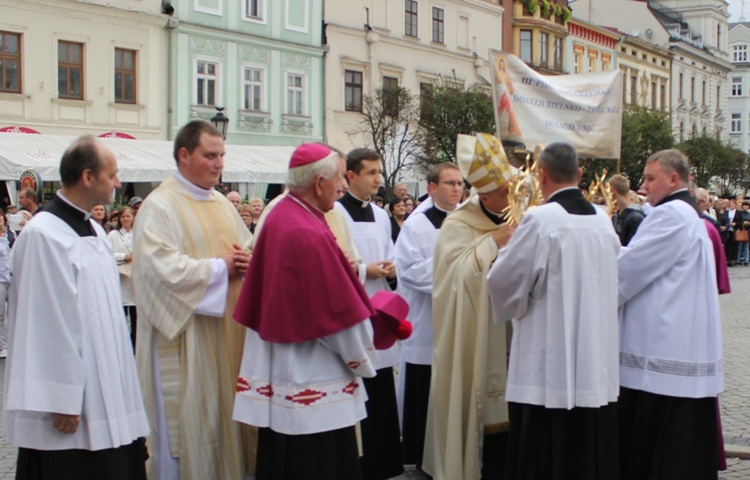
[323,0,504,151]
[0,0,168,138]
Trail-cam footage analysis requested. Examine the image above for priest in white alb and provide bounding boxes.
[486,142,620,480]
[5,136,149,479]
[132,120,254,480]
[618,149,723,480]
[423,133,515,480]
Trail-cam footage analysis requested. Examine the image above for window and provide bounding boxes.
[651,81,657,110]
[114,48,136,104]
[540,33,548,66]
[690,77,695,103]
[0,31,21,93]
[588,55,595,72]
[732,77,742,96]
[432,7,444,44]
[243,67,263,111]
[58,41,84,100]
[382,76,399,117]
[196,60,218,106]
[630,74,637,105]
[574,52,582,74]
[286,72,305,115]
[734,44,748,62]
[702,80,706,105]
[405,0,418,37]
[679,73,683,99]
[520,30,532,63]
[245,0,262,19]
[679,122,684,142]
[345,70,363,112]
[660,83,666,110]
[602,55,610,71]
[553,36,563,71]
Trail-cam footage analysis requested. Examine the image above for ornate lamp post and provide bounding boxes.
[210,107,229,139]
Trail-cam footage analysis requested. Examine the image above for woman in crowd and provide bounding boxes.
[248,197,265,234]
[238,204,254,232]
[108,206,137,348]
[0,212,14,359]
[389,197,406,243]
[404,196,416,216]
[92,204,109,231]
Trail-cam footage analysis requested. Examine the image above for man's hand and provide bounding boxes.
[492,224,517,248]
[52,414,80,434]
[222,244,251,278]
[124,254,133,263]
[366,261,392,279]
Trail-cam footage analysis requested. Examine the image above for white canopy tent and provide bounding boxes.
[0,133,296,202]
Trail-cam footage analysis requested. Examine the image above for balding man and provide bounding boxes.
[5,136,149,479]
[618,149,723,480]
[226,191,242,209]
[393,183,408,199]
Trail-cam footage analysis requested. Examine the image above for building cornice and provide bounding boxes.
[177,22,326,55]
[1,0,167,26]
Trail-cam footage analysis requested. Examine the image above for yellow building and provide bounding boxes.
[501,0,571,74]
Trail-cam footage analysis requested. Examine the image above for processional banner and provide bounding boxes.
[489,50,624,159]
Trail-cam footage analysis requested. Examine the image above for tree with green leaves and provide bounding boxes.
[349,86,424,198]
[618,105,675,187]
[676,135,740,191]
[417,84,496,168]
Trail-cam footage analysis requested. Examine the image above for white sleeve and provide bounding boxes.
[318,321,377,378]
[618,207,690,306]
[6,229,85,415]
[487,214,543,322]
[394,219,434,294]
[194,258,229,317]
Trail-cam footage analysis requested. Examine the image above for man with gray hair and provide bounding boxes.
[618,149,723,479]
[226,191,242,209]
[487,143,620,480]
[233,143,379,478]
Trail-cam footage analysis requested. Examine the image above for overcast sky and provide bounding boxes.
[730,0,747,22]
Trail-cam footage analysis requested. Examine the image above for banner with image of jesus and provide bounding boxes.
[490,50,624,159]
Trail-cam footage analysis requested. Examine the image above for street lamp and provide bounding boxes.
[210,107,229,139]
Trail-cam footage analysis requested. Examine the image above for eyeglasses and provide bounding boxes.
[438,181,464,188]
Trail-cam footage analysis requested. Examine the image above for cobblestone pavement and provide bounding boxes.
[2,268,750,478]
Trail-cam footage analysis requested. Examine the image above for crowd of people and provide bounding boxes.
[0,122,730,480]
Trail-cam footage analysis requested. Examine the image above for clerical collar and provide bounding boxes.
[657,188,700,215]
[338,191,375,222]
[547,186,580,200]
[56,191,93,221]
[44,192,96,237]
[425,206,448,229]
[432,202,453,214]
[347,191,370,208]
[548,187,595,215]
[172,170,215,201]
[480,199,505,225]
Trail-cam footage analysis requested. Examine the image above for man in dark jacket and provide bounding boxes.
[609,174,645,246]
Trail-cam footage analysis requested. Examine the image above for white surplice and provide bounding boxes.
[394,211,441,366]
[4,212,149,450]
[487,202,620,409]
[335,200,400,369]
[618,197,723,398]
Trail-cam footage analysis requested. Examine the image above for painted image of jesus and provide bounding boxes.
[495,55,523,138]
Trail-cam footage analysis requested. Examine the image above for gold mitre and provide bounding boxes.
[456,133,515,193]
